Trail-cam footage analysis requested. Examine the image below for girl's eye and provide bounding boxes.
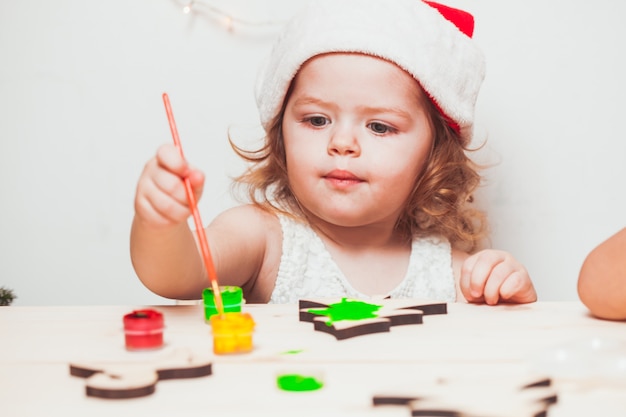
[368,122,395,135]
[305,116,329,127]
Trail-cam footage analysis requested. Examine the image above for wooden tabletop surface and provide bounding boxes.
[1,301,625,416]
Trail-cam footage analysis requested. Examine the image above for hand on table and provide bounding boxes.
[460,249,537,305]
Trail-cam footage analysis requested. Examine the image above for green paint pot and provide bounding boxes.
[202,286,243,322]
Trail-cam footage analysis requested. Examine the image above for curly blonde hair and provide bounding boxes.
[231,87,487,253]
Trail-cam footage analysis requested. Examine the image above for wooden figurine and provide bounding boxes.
[373,373,558,417]
[69,348,212,399]
[299,298,447,340]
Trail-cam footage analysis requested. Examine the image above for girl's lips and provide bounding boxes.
[324,169,361,180]
[323,169,364,187]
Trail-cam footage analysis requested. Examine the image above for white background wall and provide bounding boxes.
[1,0,624,306]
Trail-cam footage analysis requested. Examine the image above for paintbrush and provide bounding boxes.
[162,93,225,315]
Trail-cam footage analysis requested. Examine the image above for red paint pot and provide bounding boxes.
[123,309,164,351]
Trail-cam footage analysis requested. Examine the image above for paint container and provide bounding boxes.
[210,312,255,355]
[123,309,164,351]
[202,286,243,321]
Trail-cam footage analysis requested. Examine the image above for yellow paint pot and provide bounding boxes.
[210,312,255,355]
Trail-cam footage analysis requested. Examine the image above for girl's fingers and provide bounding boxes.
[499,270,537,303]
[482,260,516,305]
[186,169,205,202]
[460,250,536,305]
[136,178,190,226]
[134,143,205,228]
[152,166,190,207]
[462,251,502,301]
[156,144,205,202]
[459,252,480,300]
[147,179,191,222]
[156,144,190,177]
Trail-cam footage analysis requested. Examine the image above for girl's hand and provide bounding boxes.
[459,249,537,305]
[134,143,205,229]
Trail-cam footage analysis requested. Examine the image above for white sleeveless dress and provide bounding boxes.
[269,214,456,303]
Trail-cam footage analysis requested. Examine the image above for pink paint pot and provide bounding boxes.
[123,309,164,351]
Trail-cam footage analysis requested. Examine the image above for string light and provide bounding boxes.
[173,0,285,32]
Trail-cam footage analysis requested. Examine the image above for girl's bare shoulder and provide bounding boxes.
[208,205,283,302]
[208,204,282,246]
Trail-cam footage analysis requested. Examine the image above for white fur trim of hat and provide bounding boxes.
[255,0,485,144]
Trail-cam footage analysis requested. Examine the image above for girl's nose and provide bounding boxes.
[327,126,361,156]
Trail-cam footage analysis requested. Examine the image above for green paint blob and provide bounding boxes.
[308,298,382,326]
[276,374,324,391]
[281,349,304,355]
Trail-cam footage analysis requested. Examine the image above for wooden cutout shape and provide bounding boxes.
[299,298,447,340]
[81,371,159,399]
[69,348,212,399]
[373,374,558,417]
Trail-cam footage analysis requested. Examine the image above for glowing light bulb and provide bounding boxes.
[223,16,234,31]
[183,1,193,14]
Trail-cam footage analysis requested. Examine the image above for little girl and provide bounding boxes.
[130,0,536,305]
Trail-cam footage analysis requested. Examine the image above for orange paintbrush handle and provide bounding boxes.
[162,93,224,315]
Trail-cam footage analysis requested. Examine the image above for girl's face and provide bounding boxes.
[282,53,434,229]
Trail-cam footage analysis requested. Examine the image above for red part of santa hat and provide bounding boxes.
[424,1,475,38]
[424,0,477,135]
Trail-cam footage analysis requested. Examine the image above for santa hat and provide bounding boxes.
[255,0,485,144]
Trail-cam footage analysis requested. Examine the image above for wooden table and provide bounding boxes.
[1,302,625,416]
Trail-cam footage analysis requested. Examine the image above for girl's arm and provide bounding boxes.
[130,216,206,299]
[201,204,282,303]
[130,144,207,299]
[578,228,626,320]
[131,204,278,301]
[130,144,277,301]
